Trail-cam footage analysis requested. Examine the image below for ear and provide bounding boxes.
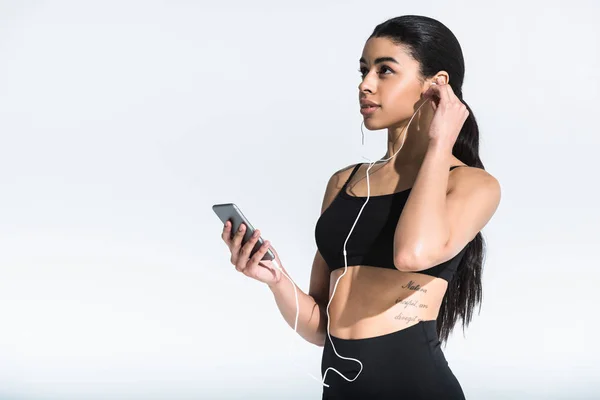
[423,77,440,96]
[423,74,446,94]
[434,72,449,85]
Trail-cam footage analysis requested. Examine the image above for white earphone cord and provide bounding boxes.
[272,95,433,388]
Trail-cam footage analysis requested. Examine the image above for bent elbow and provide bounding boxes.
[394,253,422,272]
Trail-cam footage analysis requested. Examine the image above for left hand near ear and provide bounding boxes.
[423,83,469,149]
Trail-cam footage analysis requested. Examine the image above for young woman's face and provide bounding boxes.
[358,37,427,130]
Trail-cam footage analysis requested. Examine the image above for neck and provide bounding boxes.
[382,101,434,170]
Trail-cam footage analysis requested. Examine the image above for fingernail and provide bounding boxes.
[239,225,243,232]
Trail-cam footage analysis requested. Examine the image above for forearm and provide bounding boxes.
[268,265,327,347]
[394,141,453,267]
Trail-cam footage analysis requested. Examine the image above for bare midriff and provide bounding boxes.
[327,265,448,339]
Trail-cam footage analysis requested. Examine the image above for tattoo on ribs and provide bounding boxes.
[394,298,429,310]
[394,280,430,324]
[400,280,428,293]
[394,312,423,325]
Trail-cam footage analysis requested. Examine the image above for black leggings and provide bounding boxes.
[321,320,466,400]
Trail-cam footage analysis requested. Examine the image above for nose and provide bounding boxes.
[358,81,371,93]
[358,72,375,93]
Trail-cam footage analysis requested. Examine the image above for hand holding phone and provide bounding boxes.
[214,203,282,286]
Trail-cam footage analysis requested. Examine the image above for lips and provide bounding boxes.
[360,100,379,108]
[360,105,379,115]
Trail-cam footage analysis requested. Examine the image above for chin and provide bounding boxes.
[363,117,387,131]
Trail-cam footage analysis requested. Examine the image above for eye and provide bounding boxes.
[358,65,393,78]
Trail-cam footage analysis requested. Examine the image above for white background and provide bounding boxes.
[1,1,599,399]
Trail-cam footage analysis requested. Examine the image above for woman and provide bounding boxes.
[221,15,501,399]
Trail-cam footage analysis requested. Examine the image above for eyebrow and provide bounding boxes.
[359,56,400,65]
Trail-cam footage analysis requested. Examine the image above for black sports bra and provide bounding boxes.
[314,163,469,282]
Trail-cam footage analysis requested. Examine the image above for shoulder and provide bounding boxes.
[319,163,361,214]
[329,163,361,189]
[448,165,501,206]
[449,164,500,187]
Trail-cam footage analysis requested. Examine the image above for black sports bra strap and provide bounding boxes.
[344,164,464,187]
[343,163,362,188]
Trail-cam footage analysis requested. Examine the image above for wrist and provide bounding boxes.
[267,276,284,292]
[427,140,454,159]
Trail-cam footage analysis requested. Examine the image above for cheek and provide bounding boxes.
[381,93,417,118]
[385,83,421,109]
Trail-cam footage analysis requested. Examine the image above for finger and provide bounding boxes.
[240,238,269,274]
[235,253,249,272]
[424,85,442,107]
[443,84,458,104]
[240,228,261,259]
[250,240,271,266]
[428,83,455,106]
[229,223,247,266]
[232,222,246,249]
[236,228,261,271]
[424,84,440,98]
[440,83,461,105]
[244,240,273,275]
[433,83,451,106]
[222,220,232,244]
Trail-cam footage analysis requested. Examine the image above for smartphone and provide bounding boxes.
[212,203,275,261]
